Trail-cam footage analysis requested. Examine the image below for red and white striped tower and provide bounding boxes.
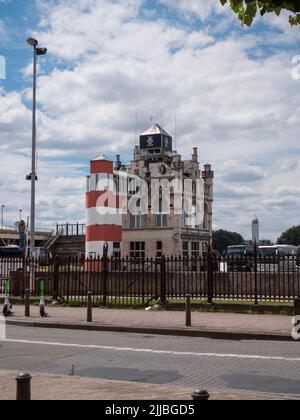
[86,154,122,262]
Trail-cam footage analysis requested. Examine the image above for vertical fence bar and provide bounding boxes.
[102,252,108,307]
[160,256,167,305]
[254,244,258,305]
[207,247,213,304]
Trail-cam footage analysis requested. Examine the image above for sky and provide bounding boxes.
[0,0,300,241]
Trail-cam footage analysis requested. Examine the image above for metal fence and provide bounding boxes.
[0,253,300,306]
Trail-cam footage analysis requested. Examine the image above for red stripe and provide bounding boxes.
[86,191,121,209]
[91,160,113,175]
[86,225,122,242]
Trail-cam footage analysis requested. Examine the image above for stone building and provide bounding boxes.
[116,124,214,259]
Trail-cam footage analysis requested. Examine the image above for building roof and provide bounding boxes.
[91,154,112,162]
[141,123,172,138]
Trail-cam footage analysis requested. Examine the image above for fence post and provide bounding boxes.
[102,244,109,306]
[52,256,59,301]
[294,299,300,316]
[16,373,32,401]
[142,256,145,305]
[186,294,192,327]
[21,256,27,299]
[191,390,210,401]
[87,291,93,323]
[207,247,214,304]
[160,256,167,305]
[25,289,30,317]
[253,242,258,305]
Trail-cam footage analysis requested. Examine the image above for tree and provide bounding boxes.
[220,1,300,26]
[277,226,300,246]
[213,229,245,255]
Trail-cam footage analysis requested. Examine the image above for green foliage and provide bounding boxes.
[220,0,300,26]
[277,226,300,246]
[213,229,245,255]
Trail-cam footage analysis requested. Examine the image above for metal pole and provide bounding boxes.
[87,291,93,323]
[16,373,31,401]
[1,205,4,228]
[207,246,214,304]
[254,241,258,305]
[191,390,210,401]
[30,45,37,258]
[186,294,192,327]
[25,289,30,317]
[294,299,300,316]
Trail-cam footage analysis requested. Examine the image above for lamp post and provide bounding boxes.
[19,209,23,221]
[26,38,47,258]
[1,205,4,229]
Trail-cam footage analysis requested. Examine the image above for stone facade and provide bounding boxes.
[116,124,214,258]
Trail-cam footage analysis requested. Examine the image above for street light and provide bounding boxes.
[26,38,47,258]
[19,209,23,221]
[1,205,4,229]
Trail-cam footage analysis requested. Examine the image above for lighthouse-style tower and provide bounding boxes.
[86,154,122,261]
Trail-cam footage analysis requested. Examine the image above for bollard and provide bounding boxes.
[25,289,30,318]
[294,299,300,316]
[192,390,210,401]
[87,291,93,323]
[186,294,192,327]
[16,372,31,401]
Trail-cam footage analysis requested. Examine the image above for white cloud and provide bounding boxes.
[1,0,300,241]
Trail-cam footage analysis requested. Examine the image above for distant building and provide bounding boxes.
[118,123,214,258]
[52,123,214,259]
[252,218,259,245]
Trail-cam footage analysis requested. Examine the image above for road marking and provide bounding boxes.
[2,338,300,362]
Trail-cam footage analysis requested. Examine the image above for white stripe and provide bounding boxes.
[3,339,300,362]
[86,207,122,226]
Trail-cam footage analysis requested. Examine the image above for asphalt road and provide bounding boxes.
[1,325,300,398]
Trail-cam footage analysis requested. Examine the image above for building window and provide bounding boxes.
[156,198,168,228]
[156,214,167,228]
[130,242,145,260]
[130,215,144,229]
[113,242,121,259]
[156,241,163,259]
[192,242,200,259]
[182,241,189,259]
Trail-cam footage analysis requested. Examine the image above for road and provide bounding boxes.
[1,325,300,398]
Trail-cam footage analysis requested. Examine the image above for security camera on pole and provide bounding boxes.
[26,38,47,260]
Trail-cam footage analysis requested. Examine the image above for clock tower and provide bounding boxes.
[140,123,173,154]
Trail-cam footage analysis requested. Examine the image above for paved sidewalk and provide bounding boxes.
[0,370,289,400]
[5,306,294,341]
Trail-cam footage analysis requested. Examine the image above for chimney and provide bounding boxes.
[192,147,198,163]
[115,155,121,170]
[134,146,141,161]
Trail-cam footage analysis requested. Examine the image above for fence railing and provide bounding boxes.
[56,223,86,237]
[0,253,300,306]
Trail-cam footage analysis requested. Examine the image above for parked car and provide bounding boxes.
[226,245,253,272]
[258,245,298,272]
[296,246,300,267]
